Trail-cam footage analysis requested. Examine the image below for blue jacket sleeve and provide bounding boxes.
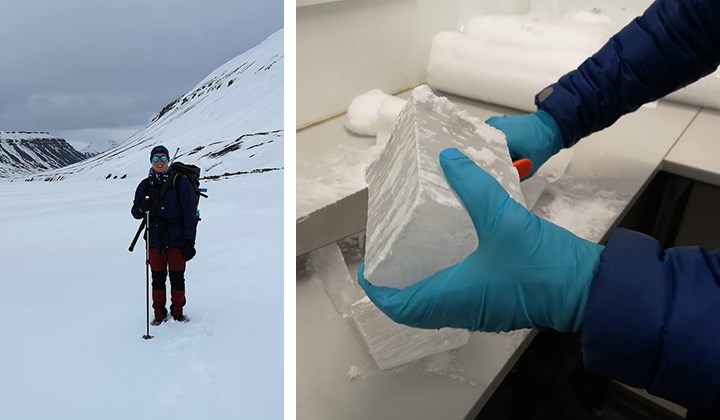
[536,0,720,146]
[131,179,148,220]
[582,228,720,412]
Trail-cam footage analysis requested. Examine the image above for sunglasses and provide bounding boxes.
[152,155,168,163]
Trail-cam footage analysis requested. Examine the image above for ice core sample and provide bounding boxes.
[364,85,525,288]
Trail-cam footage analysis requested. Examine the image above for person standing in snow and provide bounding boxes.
[360,0,720,417]
[132,145,197,324]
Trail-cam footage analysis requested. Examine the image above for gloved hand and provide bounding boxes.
[139,199,151,213]
[485,110,563,177]
[182,241,196,262]
[358,148,604,333]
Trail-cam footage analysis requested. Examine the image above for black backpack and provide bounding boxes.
[169,161,205,221]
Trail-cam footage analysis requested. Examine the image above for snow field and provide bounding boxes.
[0,172,283,419]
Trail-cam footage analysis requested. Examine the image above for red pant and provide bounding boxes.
[149,248,187,319]
[149,248,185,272]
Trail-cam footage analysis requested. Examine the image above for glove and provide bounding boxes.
[485,110,563,177]
[358,148,603,333]
[139,199,151,213]
[182,241,196,262]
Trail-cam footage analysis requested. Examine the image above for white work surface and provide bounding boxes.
[663,108,720,186]
[296,93,700,420]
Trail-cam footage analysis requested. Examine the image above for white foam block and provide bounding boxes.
[345,89,393,136]
[463,15,610,53]
[427,31,587,112]
[365,85,525,288]
[429,21,720,111]
[349,296,470,370]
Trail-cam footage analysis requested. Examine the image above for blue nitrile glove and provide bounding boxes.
[358,148,604,333]
[485,110,563,176]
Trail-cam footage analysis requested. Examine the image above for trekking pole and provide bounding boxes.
[128,219,146,252]
[169,147,180,166]
[142,205,153,340]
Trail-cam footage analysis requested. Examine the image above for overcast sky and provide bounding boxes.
[0,0,282,148]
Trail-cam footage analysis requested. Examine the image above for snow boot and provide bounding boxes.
[151,317,168,326]
[152,290,168,325]
[170,289,186,321]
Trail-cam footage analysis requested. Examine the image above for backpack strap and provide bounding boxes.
[144,172,178,216]
[171,171,182,211]
[150,172,177,213]
[171,171,179,190]
[154,173,179,249]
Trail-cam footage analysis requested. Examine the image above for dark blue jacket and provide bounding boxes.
[535,0,720,412]
[537,0,720,147]
[132,169,198,249]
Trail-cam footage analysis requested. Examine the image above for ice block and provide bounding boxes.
[307,240,470,370]
[521,148,575,210]
[350,296,470,370]
[305,243,364,316]
[364,85,524,288]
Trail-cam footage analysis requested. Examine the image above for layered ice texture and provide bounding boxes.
[350,296,470,370]
[364,85,525,289]
[306,242,470,370]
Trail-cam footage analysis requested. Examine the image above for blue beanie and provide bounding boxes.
[150,145,169,159]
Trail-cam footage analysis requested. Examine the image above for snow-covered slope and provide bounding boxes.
[81,139,119,157]
[30,28,283,182]
[0,131,86,176]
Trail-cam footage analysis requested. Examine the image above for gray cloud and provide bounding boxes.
[0,0,283,137]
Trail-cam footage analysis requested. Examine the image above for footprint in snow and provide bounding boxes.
[164,336,192,356]
[191,362,216,385]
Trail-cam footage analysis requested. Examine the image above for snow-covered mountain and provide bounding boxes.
[28,28,283,182]
[0,131,86,176]
[81,139,120,157]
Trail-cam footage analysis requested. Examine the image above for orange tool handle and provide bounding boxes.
[513,158,532,180]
